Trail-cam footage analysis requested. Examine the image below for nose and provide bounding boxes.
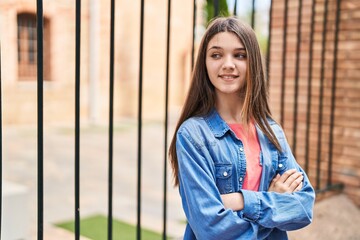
[222,55,235,70]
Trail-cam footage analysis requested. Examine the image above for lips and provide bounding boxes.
[219,74,239,80]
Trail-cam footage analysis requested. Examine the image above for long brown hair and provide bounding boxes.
[169,17,281,186]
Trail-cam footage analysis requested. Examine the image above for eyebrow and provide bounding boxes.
[207,46,246,51]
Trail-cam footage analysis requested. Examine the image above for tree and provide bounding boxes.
[205,0,230,23]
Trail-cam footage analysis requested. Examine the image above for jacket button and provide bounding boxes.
[279,163,283,168]
[223,171,228,177]
[239,147,244,152]
[239,177,243,182]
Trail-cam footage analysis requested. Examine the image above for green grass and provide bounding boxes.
[56,214,168,240]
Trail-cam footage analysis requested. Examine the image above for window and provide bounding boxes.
[17,13,50,81]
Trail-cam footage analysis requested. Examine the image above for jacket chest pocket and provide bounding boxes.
[215,164,233,194]
[271,150,287,175]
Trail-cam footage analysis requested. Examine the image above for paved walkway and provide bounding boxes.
[288,194,360,240]
[3,121,185,239]
[2,121,360,239]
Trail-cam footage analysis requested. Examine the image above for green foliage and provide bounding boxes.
[205,0,230,23]
[56,214,169,240]
[257,33,268,56]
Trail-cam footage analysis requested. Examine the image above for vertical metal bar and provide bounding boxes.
[108,0,115,239]
[214,0,219,17]
[316,0,329,190]
[328,0,341,186]
[280,0,289,126]
[75,0,81,238]
[233,0,237,16]
[163,1,171,239]
[292,0,303,157]
[251,0,256,29]
[137,0,145,239]
[191,0,196,71]
[305,0,316,173]
[36,0,44,239]
[266,0,273,84]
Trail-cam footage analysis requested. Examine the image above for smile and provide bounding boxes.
[219,75,239,80]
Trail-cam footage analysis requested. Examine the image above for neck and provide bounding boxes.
[215,92,244,124]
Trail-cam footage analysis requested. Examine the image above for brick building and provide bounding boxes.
[0,0,197,124]
[269,0,360,206]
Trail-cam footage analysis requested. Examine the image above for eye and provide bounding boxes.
[234,52,247,59]
[210,53,222,59]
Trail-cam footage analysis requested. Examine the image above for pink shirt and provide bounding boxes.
[229,122,262,191]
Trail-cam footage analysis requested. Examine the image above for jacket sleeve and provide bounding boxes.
[239,124,315,231]
[176,128,262,240]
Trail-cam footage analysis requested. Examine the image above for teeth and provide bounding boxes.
[222,76,236,79]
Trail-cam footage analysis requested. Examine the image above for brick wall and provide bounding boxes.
[269,0,360,206]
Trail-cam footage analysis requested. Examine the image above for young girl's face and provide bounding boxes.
[205,31,247,98]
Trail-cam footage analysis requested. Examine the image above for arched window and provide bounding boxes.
[17,13,51,81]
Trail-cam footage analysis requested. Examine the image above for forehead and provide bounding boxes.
[207,31,244,50]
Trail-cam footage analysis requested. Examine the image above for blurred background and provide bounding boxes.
[0,0,359,239]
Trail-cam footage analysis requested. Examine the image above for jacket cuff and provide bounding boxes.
[239,190,260,222]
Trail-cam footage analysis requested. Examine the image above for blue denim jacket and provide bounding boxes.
[176,110,315,240]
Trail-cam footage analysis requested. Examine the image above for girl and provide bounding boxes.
[169,17,315,239]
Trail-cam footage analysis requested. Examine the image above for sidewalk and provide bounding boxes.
[288,194,360,240]
[2,121,360,239]
[3,121,185,239]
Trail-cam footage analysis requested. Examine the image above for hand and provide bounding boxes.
[220,192,244,211]
[268,169,304,193]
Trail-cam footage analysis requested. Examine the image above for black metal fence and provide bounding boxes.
[0,0,344,239]
[274,0,343,193]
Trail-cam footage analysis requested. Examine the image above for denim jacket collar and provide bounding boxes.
[204,108,278,137]
[204,109,230,138]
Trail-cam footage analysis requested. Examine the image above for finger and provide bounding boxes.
[284,171,303,186]
[277,169,297,183]
[272,173,281,182]
[288,175,304,192]
[294,181,303,192]
[269,174,280,191]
